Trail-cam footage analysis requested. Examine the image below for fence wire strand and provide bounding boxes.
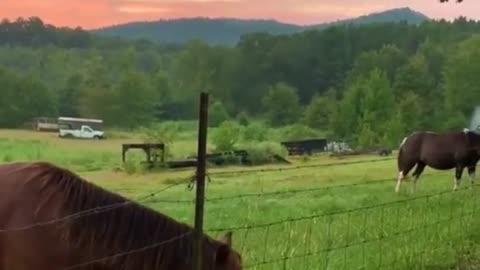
[207,157,396,177]
[61,231,194,270]
[148,170,450,205]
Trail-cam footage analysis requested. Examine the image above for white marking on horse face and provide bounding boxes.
[464,128,470,134]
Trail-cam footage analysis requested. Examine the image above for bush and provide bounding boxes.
[122,160,149,175]
[263,82,302,126]
[280,124,321,141]
[209,100,230,127]
[245,142,288,165]
[140,122,180,160]
[303,95,334,129]
[243,122,269,142]
[211,120,243,151]
[236,111,250,126]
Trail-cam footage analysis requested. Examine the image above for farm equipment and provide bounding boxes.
[122,143,165,167]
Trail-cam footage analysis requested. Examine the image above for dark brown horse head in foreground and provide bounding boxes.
[0,162,243,270]
[395,129,480,193]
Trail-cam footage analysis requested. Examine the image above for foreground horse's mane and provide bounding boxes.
[25,162,216,269]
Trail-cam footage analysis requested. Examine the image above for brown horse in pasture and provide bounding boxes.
[395,129,480,193]
[0,162,242,270]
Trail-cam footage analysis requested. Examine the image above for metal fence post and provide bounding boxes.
[193,92,209,270]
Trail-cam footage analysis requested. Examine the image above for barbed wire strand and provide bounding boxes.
[208,183,478,232]
[61,231,194,270]
[208,157,396,177]
[149,170,451,204]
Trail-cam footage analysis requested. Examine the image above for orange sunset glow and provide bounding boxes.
[1,0,479,29]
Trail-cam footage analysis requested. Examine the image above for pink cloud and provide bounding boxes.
[0,0,478,29]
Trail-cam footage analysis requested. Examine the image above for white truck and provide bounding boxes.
[57,117,105,140]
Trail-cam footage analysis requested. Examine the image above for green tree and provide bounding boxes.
[209,100,230,127]
[0,67,55,127]
[417,38,446,87]
[303,89,336,130]
[334,69,395,146]
[346,45,408,85]
[262,82,302,126]
[443,35,480,129]
[211,120,243,151]
[393,54,437,128]
[396,91,422,133]
[77,55,114,120]
[58,74,83,117]
[111,70,157,129]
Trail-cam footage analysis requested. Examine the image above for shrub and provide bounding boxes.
[211,120,243,151]
[245,142,288,165]
[209,100,230,127]
[236,111,250,126]
[263,82,302,126]
[280,124,321,141]
[242,122,269,142]
[140,122,180,160]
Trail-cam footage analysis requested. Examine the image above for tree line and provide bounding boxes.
[1,16,480,148]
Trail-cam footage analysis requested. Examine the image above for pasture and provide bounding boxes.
[1,127,479,269]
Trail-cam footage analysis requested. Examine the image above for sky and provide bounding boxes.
[1,0,479,29]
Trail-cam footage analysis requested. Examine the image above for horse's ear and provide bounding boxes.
[215,232,233,264]
[219,231,233,246]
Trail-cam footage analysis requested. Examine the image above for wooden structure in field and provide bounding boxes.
[122,143,165,166]
[281,138,328,156]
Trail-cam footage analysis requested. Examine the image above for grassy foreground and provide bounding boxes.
[1,129,479,269]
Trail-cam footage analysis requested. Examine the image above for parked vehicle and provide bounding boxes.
[58,117,105,139]
[32,117,59,132]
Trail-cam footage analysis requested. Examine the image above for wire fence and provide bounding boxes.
[2,155,477,270]
[208,157,396,177]
[209,184,480,269]
[146,170,450,204]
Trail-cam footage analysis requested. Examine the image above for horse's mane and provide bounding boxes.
[24,162,219,270]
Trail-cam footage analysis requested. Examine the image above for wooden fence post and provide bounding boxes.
[193,92,209,270]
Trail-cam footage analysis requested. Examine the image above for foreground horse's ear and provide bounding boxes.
[216,232,233,264]
[219,231,233,246]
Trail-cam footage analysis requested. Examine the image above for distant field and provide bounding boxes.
[0,128,479,269]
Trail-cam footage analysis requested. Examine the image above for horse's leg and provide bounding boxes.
[395,163,414,193]
[454,165,465,191]
[468,165,476,188]
[395,171,404,193]
[411,162,426,193]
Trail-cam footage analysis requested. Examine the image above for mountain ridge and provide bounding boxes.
[92,7,430,46]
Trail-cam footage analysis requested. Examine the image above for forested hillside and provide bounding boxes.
[93,7,428,46]
[1,16,480,148]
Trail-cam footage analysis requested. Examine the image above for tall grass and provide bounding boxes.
[1,127,478,269]
[136,167,479,270]
[0,138,118,171]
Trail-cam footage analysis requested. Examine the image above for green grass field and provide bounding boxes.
[1,128,479,269]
